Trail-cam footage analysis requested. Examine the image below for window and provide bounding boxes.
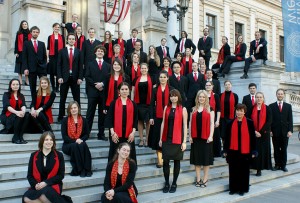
[280,36,284,62]
[0,0,4,4]
[235,22,243,43]
[259,29,266,39]
[206,14,216,48]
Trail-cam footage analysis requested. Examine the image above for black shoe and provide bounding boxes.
[229,191,235,195]
[263,60,267,65]
[239,192,244,196]
[256,170,261,176]
[156,164,163,168]
[273,165,280,171]
[80,170,86,177]
[98,135,108,141]
[169,184,177,193]
[244,74,249,79]
[86,171,93,177]
[162,184,170,193]
[20,139,28,144]
[240,74,248,79]
[282,167,288,172]
[12,140,22,144]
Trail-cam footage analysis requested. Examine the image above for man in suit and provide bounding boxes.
[169,61,188,106]
[241,31,268,79]
[57,33,83,122]
[23,26,47,101]
[61,14,80,34]
[270,89,293,172]
[205,69,221,95]
[127,41,147,67]
[198,28,213,69]
[171,31,196,58]
[156,38,170,68]
[85,45,110,140]
[126,28,143,60]
[242,83,257,118]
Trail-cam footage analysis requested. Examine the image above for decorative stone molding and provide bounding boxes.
[143,17,167,33]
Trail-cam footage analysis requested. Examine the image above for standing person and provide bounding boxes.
[111,44,126,67]
[205,69,221,95]
[14,20,31,86]
[61,13,80,34]
[61,101,92,177]
[189,90,214,187]
[181,48,194,76]
[197,28,213,68]
[223,104,257,196]
[149,70,173,168]
[250,92,272,176]
[101,142,138,203]
[23,132,72,203]
[156,38,170,68]
[219,35,247,77]
[126,52,141,84]
[171,31,196,57]
[148,45,161,85]
[161,57,173,76]
[132,63,152,147]
[114,31,126,58]
[242,83,257,118]
[47,23,65,92]
[0,79,29,144]
[206,81,221,157]
[23,26,47,101]
[219,81,239,145]
[159,89,188,193]
[175,53,184,70]
[106,82,138,162]
[126,28,143,61]
[74,25,86,50]
[102,30,114,64]
[127,41,147,67]
[199,64,207,80]
[57,33,83,122]
[30,76,55,132]
[85,45,110,141]
[241,31,268,79]
[270,89,293,172]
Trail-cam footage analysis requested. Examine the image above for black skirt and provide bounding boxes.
[137,104,150,122]
[148,118,163,150]
[14,52,24,74]
[162,140,183,160]
[190,138,213,166]
[47,55,58,75]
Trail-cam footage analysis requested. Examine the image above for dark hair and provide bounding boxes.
[17,20,30,34]
[248,83,257,89]
[171,61,182,68]
[206,69,213,73]
[222,36,228,41]
[203,28,209,32]
[67,33,76,39]
[8,79,21,96]
[52,22,60,28]
[168,89,182,106]
[38,131,56,151]
[111,58,124,76]
[163,57,172,65]
[235,103,247,113]
[276,88,285,95]
[205,81,214,86]
[175,52,183,59]
[157,70,169,86]
[181,30,188,37]
[118,82,131,90]
[67,101,81,116]
[161,38,167,42]
[30,26,40,33]
[94,45,106,54]
[224,80,232,85]
[132,28,138,33]
[110,142,135,165]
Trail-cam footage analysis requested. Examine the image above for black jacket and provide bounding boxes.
[269,102,293,136]
[22,40,47,73]
[249,38,268,60]
[81,39,102,66]
[197,36,213,57]
[172,36,196,57]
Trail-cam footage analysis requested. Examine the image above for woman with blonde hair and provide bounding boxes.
[148,45,160,85]
[189,90,214,187]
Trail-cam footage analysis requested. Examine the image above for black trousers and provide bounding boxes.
[58,76,81,118]
[213,126,221,157]
[220,56,240,74]
[203,56,211,69]
[12,113,29,142]
[86,96,105,137]
[31,112,52,132]
[29,72,47,101]
[272,135,289,168]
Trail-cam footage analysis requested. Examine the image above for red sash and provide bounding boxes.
[191,109,211,139]
[181,57,193,75]
[162,106,183,144]
[103,42,113,58]
[216,45,225,64]
[209,92,216,112]
[35,95,53,124]
[220,91,235,119]
[251,103,267,131]
[32,150,60,194]
[111,160,138,203]
[114,98,134,138]
[134,75,152,105]
[234,44,242,61]
[131,65,141,82]
[118,39,125,57]
[6,94,23,117]
[106,75,123,106]
[18,33,32,52]
[230,117,250,154]
[75,35,85,50]
[156,85,169,118]
[67,116,83,140]
[49,33,64,56]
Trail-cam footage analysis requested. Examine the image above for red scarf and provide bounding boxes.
[191,109,211,139]
[103,41,113,58]
[163,67,173,76]
[118,39,125,57]
[156,85,169,118]
[114,98,134,138]
[162,106,183,144]
[106,75,123,106]
[234,44,242,61]
[230,117,250,154]
[49,33,64,56]
[36,95,53,124]
[111,160,138,203]
[134,75,152,105]
[6,94,23,117]
[220,91,235,119]
[216,45,225,64]
[209,92,216,112]
[251,103,267,131]
[32,150,60,194]
[67,116,83,140]
[75,35,85,50]
[131,65,141,82]
[181,57,193,75]
[18,33,32,52]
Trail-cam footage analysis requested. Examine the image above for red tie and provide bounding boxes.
[177,76,180,81]
[279,102,282,112]
[34,40,38,53]
[194,72,197,82]
[72,23,76,29]
[180,39,184,52]
[163,47,167,57]
[69,48,73,70]
[90,40,94,45]
[132,38,136,47]
[204,37,206,43]
[251,95,255,106]
[256,40,259,47]
[98,60,102,70]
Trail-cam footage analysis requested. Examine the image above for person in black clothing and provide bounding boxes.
[171,31,196,57]
[148,45,161,85]
[210,36,230,76]
[242,83,257,118]
[101,142,138,203]
[0,79,29,144]
[14,20,30,86]
[181,48,194,76]
[111,44,126,67]
[156,38,170,68]
[74,25,86,51]
[61,101,92,177]
[61,13,80,34]
[114,31,126,59]
[198,28,213,68]
[127,41,147,67]
[23,132,72,203]
[126,52,141,84]
[126,28,143,61]
[102,30,114,64]
[205,69,221,95]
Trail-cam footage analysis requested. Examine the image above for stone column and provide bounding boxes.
[192,0,200,57]
[223,0,231,43]
[167,0,178,58]
[249,8,256,38]
[272,17,277,62]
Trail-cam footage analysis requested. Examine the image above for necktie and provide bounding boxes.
[34,40,38,53]
[251,95,255,106]
[132,38,136,47]
[279,102,282,112]
[98,60,102,70]
[180,39,184,52]
[177,76,180,81]
[72,23,76,29]
[163,47,167,57]
[194,72,197,82]
[69,48,73,70]
[204,37,206,43]
[256,40,259,47]
[90,40,94,45]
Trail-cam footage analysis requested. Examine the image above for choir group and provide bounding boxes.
[0,14,294,202]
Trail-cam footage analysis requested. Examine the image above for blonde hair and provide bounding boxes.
[37,76,51,96]
[193,90,210,113]
[147,45,160,67]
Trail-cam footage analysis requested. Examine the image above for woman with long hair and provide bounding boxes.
[159,89,188,193]
[189,90,214,187]
[74,25,86,50]
[14,20,30,85]
[61,101,92,177]
[103,30,114,64]
[30,76,55,132]
[126,53,141,83]
[181,48,194,75]
[162,57,173,76]
[147,45,160,85]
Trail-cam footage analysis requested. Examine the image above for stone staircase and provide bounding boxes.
[0,62,300,203]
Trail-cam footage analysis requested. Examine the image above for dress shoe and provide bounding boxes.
[98,135,108,141]
[20,139,28,144]
[282,167,288,172]
[86,171,93,177]
[156,164,163,168]
[80,170,86,177]
[263,60,267,65]
[256,170,261,176]
[162,184,170,193]
[12,140,22,144]
[240,73,248,79]
[169,184,177,193]
[273,165,280,171]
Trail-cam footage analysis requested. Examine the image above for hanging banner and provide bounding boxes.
[282,0,300,72]
[103,0,130,24]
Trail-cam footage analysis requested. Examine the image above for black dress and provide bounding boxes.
[209,94,222,157]
[190,110,214,166]
[135,81,150,122]
[47,38,59,75]
[14,31,30,74]
[162,108,184,160]
[148,58,159,85]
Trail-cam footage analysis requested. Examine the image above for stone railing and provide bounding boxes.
[286,92,300,110]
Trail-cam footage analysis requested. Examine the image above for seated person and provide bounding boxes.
[210,36,230,77]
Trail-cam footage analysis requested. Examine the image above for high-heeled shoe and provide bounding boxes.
[200,180,208,188]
